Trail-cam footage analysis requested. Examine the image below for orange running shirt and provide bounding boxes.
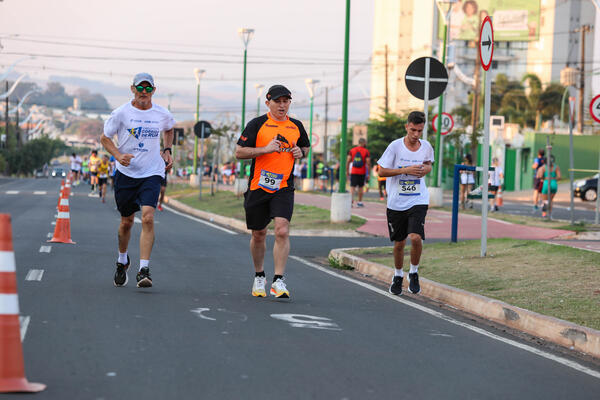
[237,113,310,193]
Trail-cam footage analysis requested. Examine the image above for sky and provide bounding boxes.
[0,0,375,123]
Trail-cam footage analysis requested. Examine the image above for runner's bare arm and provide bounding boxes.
[235,138,281,159]
[162,128,174,172]
[100,135,134,167]
[379,164,427,178]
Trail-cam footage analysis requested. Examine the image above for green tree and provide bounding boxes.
[365,112,407,161]
[1,136,66,175]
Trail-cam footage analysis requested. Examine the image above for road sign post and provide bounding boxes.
[569,96,576,225]
[479,16,494,257]
[194,121,212,200]
[589,94,600,224]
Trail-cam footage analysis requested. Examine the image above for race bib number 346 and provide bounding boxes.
[398,179,420,196]
[259,170,283,191]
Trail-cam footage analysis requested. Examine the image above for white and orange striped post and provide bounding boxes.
[48,197,75,244]
[0,214,46,393]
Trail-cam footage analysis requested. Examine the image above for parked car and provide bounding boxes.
[51,168,66,178]
[573,174,598,201]
[34,168,48,178]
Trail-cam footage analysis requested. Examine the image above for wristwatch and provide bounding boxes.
[163,148,172,154]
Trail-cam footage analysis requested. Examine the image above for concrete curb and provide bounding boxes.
[165,197,369,238]
[329,247,600,359]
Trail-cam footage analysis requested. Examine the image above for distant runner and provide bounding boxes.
[97,154,110,203]
[235,84,310,299]
[347,138,370,207]
[377,111,434,296]
[70,152,82,185]
[89,150,101,195]
[101,72,175,288]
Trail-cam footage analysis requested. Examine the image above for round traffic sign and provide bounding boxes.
[404,57,448,101]
[431,112,454,135]
[479,16,494,71]
[589,94,600,123]
[193,120,212,138]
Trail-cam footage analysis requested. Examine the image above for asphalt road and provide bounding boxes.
[1,177,600,399]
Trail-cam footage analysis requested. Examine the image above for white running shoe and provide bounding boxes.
[270,278,290,298]
[252,276,267,297]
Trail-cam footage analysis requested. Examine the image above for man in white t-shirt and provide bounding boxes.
[100,72,175,289]
[377,111,434,296]
[70,153,82,184]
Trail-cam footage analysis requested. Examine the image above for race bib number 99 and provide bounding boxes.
[398,179,420,196]
[259,170,283,191]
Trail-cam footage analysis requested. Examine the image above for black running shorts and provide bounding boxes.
[244,187,294,230]
[114,170,162,217]
[350,174,366,187]
[386,205,428,242]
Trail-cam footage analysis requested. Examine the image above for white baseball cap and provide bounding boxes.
[133,72,155,87]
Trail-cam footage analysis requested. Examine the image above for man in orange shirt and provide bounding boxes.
[235,85,310,299]
[347,138,371,207]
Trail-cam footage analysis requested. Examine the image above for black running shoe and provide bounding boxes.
[136,267,152,288]
[113,255,130,287]
[408,272,421,294]
[389,275,403,295]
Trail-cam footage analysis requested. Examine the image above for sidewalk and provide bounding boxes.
[294,192,600,252]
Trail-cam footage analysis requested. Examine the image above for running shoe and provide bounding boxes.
[389,275,403,295]
[271,278,290,298]
[113,255,130,287]
[252,276,267,297]
[157,204,163,211]
[136,267,152,288]
[357,202,365,207]
[408,272,421,294]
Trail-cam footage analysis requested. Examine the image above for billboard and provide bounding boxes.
[439,0,541,42]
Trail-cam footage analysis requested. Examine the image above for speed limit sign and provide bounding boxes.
[431,112,454,135]
[589,94,600,123]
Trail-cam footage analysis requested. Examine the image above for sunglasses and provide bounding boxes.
[135,85,154,93]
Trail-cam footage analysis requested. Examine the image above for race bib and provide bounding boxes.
[398,179,420,196]
[258,170,283,191]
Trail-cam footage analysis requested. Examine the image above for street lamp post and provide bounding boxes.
[193,68,205,185]
[254,84,264,117]
[305,78,319,180]
[433,0,456,187]
[238,28,254,183]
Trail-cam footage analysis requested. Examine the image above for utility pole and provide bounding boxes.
[575,24,592,133]
[324,86,329,163]
[384,44,389,114]
[4,81,9,147]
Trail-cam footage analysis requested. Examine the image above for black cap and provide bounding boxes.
[266,85,292,100]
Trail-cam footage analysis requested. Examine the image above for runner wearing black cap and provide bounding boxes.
[235,84,310,298]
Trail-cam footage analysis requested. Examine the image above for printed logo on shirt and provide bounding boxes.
[127,127,160,140]
[240,135,248,141]
[128,127,142,140]
[139,142,144,148]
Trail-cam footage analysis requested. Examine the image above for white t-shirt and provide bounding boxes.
[489,166,503,186]
[103,102,175,179]
[70,155,82,171]
[377,137,434,211]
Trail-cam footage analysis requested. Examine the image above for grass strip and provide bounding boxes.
[347,239,600,330]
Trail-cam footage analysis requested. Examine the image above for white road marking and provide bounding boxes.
[290,255,600,380]
[164,205,237,235]
[39,245,51,253]
[25,269,44,281]
[134,217,142,224]
[271,313,341,331]
[5,190,19,194]
[33,191,47,195]
[19,316,30,342]
[191,308,216,321]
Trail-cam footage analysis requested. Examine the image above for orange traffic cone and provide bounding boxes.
[497,186,504,207]
[0,214,46,393]
[57,180,65,209]
[48,197,75,244]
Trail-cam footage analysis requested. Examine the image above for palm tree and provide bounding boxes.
[522,74,543,130]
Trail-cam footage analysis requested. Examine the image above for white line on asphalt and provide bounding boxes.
[33,191,47,195]
[39,245,51,253]
[134,217,142,224]
[25,269,44,281]
[5,190,19,194]
[163,205,237,235]
[290,255,600,380]
[19,316,30,342]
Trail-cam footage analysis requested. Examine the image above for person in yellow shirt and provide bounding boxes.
[97,154,110,203]
[89,150,101,194]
